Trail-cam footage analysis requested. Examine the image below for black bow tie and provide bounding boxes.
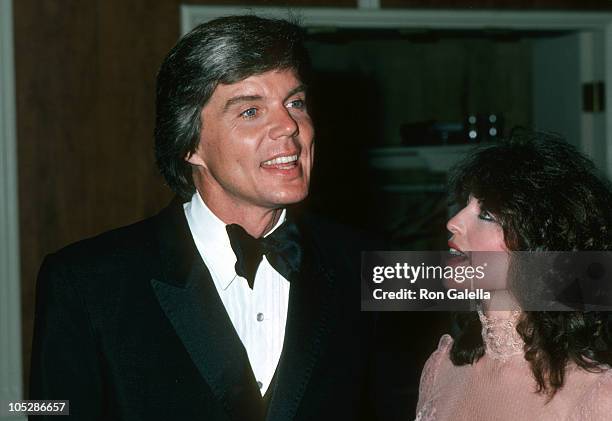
[226,219,303,289]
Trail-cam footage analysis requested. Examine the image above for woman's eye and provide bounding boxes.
[478,209,496,222]
[240,108,257,119]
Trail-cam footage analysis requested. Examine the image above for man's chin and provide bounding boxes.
[262,187,309,207]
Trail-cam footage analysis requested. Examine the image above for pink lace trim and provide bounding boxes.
[478,310,524,362]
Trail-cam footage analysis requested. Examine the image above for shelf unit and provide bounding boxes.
[182,5,612,178]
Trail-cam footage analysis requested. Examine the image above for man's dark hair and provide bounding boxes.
[448,129,612,397]
[154,15,311,199]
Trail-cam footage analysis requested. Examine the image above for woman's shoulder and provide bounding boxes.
[416,334,454,415]
[568,368,612,420]
[582,367,612,397]
[425,334,454,371]
[435,334,454,353]
[585,368,612,404]
[420,335,454,386]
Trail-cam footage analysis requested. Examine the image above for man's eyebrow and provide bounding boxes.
[222,85,307,113]
[286,84,307,100]
[223,95,263,112]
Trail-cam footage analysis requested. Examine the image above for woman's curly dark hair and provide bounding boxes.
[448,129,612,397]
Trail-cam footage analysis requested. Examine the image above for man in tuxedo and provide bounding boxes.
[30,15,376,420]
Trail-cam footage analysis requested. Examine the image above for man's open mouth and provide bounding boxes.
[261,154,299,170]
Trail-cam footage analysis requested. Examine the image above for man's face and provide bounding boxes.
[187,69,314,212]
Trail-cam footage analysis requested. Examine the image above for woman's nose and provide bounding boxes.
[446,211,464,236]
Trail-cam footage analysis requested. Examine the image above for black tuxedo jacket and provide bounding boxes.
[30,200,378,420]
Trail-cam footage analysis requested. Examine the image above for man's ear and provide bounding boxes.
[185,149,205,166]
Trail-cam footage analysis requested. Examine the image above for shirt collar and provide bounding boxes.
[183,191,286,291]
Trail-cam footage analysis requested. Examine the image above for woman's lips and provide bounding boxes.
[448,241,467,256]
[446,241,470,266]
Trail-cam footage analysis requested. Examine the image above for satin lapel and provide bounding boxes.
[151,200,264,421]
[266,233,334,421]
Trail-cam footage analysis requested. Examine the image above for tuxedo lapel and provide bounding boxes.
[150,200,264,421]
[266,223,335,421]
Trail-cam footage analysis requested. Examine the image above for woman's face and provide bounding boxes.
[447,196,507,252]
[446,196,509,290]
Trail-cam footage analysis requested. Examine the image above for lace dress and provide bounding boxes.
[415,311,612,421]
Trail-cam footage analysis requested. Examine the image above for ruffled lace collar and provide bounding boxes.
[478,310,524,362]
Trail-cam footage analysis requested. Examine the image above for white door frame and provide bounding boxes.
[181,5,612,177]
[0,0,24,418]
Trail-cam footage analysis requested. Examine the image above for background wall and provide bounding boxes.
[13,0,612,395]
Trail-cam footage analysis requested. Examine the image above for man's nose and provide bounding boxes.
[269,107,299,139]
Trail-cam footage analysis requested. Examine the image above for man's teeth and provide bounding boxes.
[449,248,465,256]
[263,155,298,166]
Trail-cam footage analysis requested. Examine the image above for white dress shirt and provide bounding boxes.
[184,192,290,395]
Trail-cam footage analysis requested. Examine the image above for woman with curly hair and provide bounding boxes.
[415,130,612,421]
